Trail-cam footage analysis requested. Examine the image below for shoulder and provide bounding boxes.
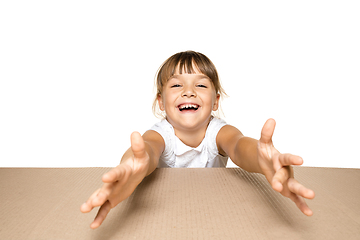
[147,119,172,144]
[216,124,244,157]
[217,124,243,140]
[142,129,166,156]
[149,119,173,140]
[209,117,227,127]
[148,119,175,157]
[150,119,173,131]
[143,129,165,144]
[207,117,227,136]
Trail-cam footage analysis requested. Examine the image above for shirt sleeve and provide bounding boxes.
[149,119,176,167]
[207,117,227,156]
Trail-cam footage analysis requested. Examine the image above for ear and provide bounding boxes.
[212,94,220,111]
[157,94,165,111]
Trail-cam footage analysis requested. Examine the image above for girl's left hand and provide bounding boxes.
[257,119,315,216]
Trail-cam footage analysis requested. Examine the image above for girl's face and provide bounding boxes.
[157,67,220,132]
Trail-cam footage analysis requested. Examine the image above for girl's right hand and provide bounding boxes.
[80,132,150,229]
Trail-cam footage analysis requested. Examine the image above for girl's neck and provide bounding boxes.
[171,116,213,148]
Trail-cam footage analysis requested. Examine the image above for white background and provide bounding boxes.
[1,1,359,168]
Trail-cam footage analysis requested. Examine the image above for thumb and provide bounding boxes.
[130,131,147,159]
[259,118,276,144]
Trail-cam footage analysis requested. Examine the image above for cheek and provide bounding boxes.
[208,93,219,111]
[161,95,173,110]
[203,91,217,105]
[164,90,179,105]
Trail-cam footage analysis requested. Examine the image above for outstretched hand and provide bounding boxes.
[257,119,315,216]
[80,132,150,229]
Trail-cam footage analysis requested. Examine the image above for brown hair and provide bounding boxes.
[152,50,227,118]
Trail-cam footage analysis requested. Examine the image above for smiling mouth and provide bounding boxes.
[178,103,200,112]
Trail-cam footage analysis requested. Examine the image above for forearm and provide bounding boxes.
[143,141,160,176]
[232,137,263,174]
[120,142,159,176]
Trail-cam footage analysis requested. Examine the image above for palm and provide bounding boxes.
[80,132,149,229]
[257,119,315,216]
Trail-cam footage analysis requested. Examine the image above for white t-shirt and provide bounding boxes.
[150,117,228,168]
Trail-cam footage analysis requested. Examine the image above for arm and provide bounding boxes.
[119,130,164,176]
[216,124,262,173]
[217,119,315,216]
[80,130,164,229]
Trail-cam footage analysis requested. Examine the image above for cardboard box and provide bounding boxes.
[0,167,359,239]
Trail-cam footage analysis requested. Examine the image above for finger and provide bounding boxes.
[287,178,315,200]
[259,118,276,145]
[271,167,290,192]
[288,192,314,216]
[271,152,282,172]
[102,165,127,183]
[131,131,147,159]
[80,188,101,213]
[90,200,112,229]
[278,154,303,167]
[91,183,113,207]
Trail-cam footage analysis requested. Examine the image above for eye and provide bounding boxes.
[171,84,181,88]
[197,84,207,88]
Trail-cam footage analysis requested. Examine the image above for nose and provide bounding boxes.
[181,85,197,98]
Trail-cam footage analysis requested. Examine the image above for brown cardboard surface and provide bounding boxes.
[0,167,359,239]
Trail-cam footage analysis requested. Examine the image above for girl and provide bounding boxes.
[80,51,315,229]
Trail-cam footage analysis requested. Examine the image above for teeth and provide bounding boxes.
[179,104,198,110]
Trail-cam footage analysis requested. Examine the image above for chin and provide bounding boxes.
[179,117,210,130]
